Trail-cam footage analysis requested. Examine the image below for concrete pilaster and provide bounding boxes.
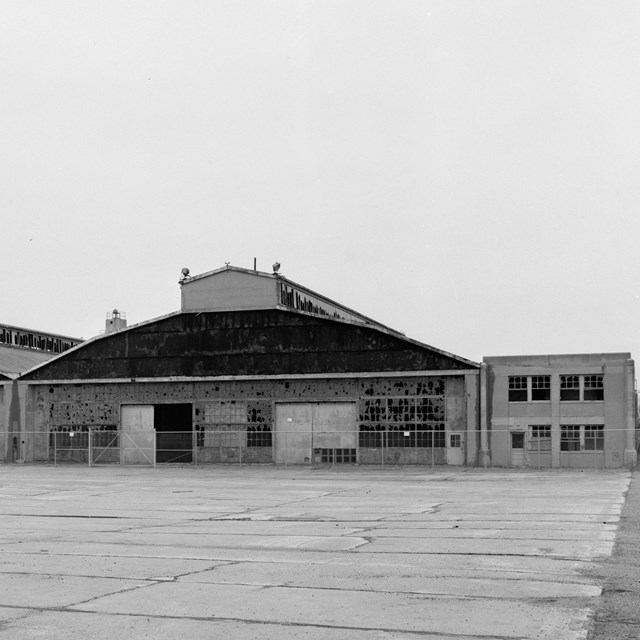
[464,373,479,466]
[551,374,560,468]
[623,359,637,468]
[479,363,490,467]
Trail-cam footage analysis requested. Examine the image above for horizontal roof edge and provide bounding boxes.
[484,352,632,362]
[21,369,481,385]
[0,323,81,342]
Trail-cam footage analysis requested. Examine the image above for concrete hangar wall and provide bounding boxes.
[17,266,480,467]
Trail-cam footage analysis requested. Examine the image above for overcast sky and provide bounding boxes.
[2,1,639,363]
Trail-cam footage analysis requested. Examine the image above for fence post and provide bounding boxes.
[88,430,92,468]
[53,431,57,467]
[483,428,488,470]
[239,431,242,467]
[153,431,157,468]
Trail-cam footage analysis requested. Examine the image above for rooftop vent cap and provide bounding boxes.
[179,267,191,285]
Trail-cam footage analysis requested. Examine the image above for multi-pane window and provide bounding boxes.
[560,426,581,451]
[584,425,604,451]
[528,425,551,451]
[584,376,604,401]
[318,448,356,463]
[359,396,445,448]
[560,376,580,401]
[510,375,604,402]
[508,377,528,402]
[247,425,272,447]
[205,401,247,424]
[561,425,604,451]
[531,376,551,401]
[508,376,550,402]
[560,375,604,402]
[200,401,272,448]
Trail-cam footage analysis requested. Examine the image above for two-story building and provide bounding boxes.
[483,354,637,469]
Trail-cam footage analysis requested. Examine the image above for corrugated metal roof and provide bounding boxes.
[0,346,56,378]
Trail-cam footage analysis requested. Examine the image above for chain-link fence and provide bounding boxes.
[4,426,631,468]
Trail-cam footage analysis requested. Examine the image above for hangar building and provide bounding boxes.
[17,266,481,466]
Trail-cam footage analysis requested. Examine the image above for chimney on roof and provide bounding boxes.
[105,309,127,334]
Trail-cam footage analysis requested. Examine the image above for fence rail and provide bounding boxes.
[4,427,633,468]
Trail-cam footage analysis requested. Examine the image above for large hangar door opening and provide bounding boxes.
[312,403,357,448]
[274,402,357,464]
[155,404,193,463]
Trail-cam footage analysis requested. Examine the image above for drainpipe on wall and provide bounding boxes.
[624,358,638,468]
[479,363,490,467]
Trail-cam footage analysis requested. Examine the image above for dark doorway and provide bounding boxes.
[511,432,525,449]
[154,404,193,463]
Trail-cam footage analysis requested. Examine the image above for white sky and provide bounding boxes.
[2,1,639,363]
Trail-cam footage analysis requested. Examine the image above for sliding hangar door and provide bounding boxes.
[274,402,357,464]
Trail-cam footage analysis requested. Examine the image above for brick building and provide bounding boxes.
[483,354,637,469]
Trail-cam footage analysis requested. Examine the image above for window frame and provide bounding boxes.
[359,395,446,448]
[560,375,604,402]
[528,425,551,452]
[508,376,551,403]
[560,424,605,452]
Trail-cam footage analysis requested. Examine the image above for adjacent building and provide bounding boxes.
[483,354,637,469]
[0,324,82,462]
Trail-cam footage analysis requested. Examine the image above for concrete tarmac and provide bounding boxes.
[0,465,631,639]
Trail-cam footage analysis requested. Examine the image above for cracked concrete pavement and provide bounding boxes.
[0,465,632,639]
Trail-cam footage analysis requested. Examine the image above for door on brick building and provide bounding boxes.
[274,402,357,464]
[446,432,464,465]
[510,431,525,467]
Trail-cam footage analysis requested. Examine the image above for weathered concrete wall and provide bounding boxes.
[24,374,472,466]
[0,382,6,461]
[181,269,277,313]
